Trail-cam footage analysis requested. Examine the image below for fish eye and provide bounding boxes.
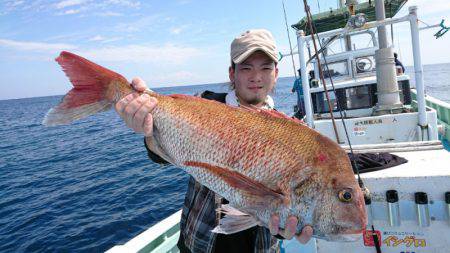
[338,189,353,202]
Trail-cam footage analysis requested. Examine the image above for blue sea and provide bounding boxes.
[1,63,449,252]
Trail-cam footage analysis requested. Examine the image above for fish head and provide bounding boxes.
[289,136,367,241]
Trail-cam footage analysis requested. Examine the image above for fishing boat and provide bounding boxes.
[107,0,450,252]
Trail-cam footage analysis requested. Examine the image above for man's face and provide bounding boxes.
[229,51,278,107]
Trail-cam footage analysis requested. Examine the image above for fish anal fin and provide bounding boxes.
[184,161,286,204]
[212,206,259,235]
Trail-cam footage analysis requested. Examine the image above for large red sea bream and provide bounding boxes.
[43,51,367,241]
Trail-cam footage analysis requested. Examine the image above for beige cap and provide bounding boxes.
[230,29,278,64]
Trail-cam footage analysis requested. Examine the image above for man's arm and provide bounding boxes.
[115,78,167,164]
[115,77,156,136]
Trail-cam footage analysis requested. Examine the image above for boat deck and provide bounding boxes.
[108,143,449,253]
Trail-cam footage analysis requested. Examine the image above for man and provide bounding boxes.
[394,52,405,74]
[292,69,305,119]
[115,29,313,252]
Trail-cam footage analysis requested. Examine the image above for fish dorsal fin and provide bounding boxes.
[184,161,286,205]
[240,105,304,125]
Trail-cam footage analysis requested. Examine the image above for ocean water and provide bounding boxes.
[0,63,449,252]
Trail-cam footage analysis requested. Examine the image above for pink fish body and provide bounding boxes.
[44,51,367,241]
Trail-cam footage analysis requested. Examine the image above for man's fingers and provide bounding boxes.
[131,94,151,129]
[131,77,148,92]
[269,214,280,235]
[143,114,154,137]
[123,94,148,130]
[133,96,157,134]
[115,93,137,114]
[295,226,313,244]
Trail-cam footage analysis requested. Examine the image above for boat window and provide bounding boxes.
[312,91,339,113]
[323,60,349,81]
[324,38,346,55]
[355,55,376,74]
[349,32,376,50]
[345,85,372,109]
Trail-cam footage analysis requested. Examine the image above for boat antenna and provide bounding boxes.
[301,0,368,192]
[281,0,298,80]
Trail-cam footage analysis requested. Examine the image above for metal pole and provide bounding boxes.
[373,0,402,114]
[297,30,314,128]
[375,0,388,49]
[409,6,428,128]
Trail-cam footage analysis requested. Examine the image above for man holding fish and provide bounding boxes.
[46,27,366,253]
[116,29,314,252]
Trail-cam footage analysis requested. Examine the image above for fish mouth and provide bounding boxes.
[334,233,363,242]
[315,231,363,242]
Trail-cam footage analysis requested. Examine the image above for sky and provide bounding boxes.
[0,0,449,100]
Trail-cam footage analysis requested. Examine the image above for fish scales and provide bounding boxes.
[44,51,367,241]
[152,95,305,185]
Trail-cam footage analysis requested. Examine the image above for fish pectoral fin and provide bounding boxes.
[145,130,175,164]
[184,161,287,204]
[212,205,260,234]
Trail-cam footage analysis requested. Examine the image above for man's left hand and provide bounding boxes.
[268,214,313,244]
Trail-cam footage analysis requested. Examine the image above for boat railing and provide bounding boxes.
[107,210,181,253]
[411,89,450,143]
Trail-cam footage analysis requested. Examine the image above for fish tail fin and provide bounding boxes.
[43,51,132,126]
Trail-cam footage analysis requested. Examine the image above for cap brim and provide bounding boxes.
[233,47,278,64]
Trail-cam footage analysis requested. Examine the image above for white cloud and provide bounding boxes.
[406,0,450,16]
[0,38,77,52]
[10,0,25,7]
[170,24,190,35]
[104,0,140,8]
[78,44,203,64]
[96,11,122,17]
[114,14,163,33]
[88,35,122,43]
[55,0,87,9]
[61,9,80,15]
[100,37,122,43]
[170,28,182,35]
[88,35,105,41]
[171,70,198,80]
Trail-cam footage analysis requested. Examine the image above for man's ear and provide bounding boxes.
[275,66,279,79]
[229,65,235,83]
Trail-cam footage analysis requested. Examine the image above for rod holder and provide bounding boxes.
[365,195,373,226]
[445,192,450,225]
[386,190,400,227]
[415,192,430,227]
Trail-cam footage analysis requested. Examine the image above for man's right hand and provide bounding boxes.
[115,77,157,137]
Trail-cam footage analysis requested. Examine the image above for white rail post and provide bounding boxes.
[409,6,428,132]
[297,30,314,128]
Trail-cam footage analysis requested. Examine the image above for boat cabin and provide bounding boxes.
[305,30,412,119]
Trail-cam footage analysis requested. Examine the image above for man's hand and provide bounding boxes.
[268,214,313,244]
[115,77,157,137]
